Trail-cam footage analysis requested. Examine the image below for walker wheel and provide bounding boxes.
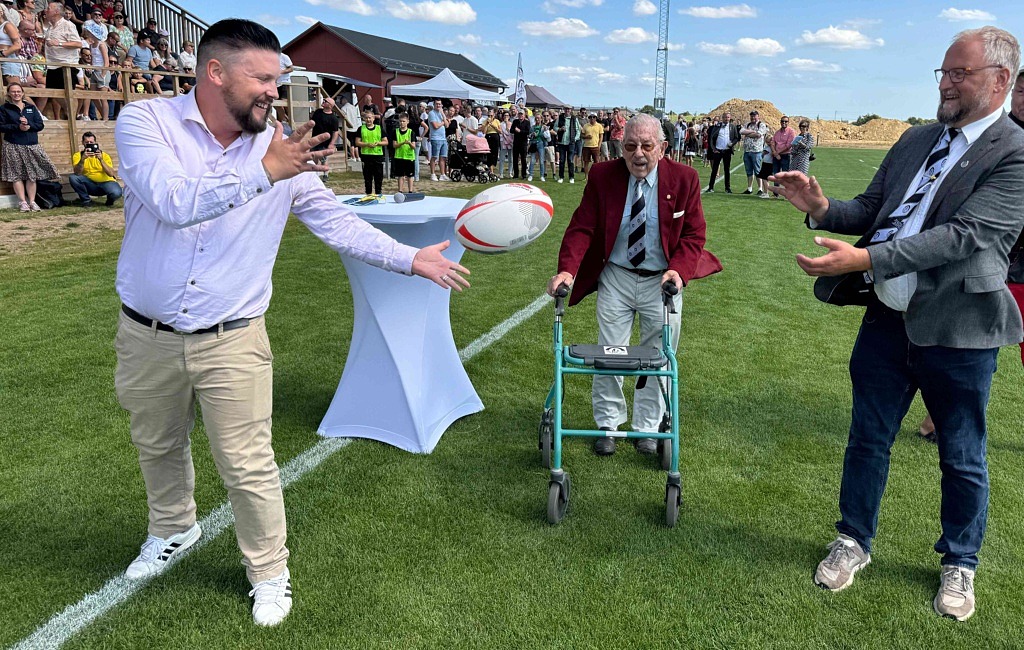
[477,174,488,184]
[449,169,462,182]
[665,483,681,528]
[547,474,571,524]
[488,173,499,183]
[658,439,672,471]
[539,409,553,469]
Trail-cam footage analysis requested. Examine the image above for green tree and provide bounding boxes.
[853,113,881,126]
[907,116,937,126]
[638,104,656,115]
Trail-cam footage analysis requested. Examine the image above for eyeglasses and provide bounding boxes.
[934,65,1002,83]
[780,120,789,124]
[799,124,809,129]
[623,142,658,153]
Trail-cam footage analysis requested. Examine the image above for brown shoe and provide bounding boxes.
[934,565,976,621]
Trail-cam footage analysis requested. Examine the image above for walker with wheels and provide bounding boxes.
[539,282,682,527]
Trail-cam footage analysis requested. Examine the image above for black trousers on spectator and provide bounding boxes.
[362,155,384,194]
[486,133,500,167]
[708,149,733,191]
[557,143,575,180]
[512,141,528,178]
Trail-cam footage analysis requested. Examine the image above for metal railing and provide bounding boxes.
[121,0,208,49]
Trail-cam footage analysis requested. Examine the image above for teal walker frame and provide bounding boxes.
[539,282,683,526]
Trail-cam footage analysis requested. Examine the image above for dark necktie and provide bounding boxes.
[628,180,646,267]
[871,127,959,244]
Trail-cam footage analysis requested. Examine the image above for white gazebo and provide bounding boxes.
[390,68,506,103]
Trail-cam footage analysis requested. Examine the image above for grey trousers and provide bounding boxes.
[592,263,682,432]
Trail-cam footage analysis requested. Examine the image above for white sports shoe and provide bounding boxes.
[557,178,563,184]
[250,567,293,626]
[439,175,451,182]
[569,178,575,184]
[527,175,533,181]
[430,174,438,181]
[125,524,202,580]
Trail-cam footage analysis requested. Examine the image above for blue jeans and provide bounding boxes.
[742,150,762,177]
[838,299,997,568]
[528,143,545,178]
[69,175,123,204]
[557,143,575,179]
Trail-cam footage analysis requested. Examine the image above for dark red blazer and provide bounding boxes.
[557,157,722,306]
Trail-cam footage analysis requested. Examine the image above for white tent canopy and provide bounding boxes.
[390,68,505,103]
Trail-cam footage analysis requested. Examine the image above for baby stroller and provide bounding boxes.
[448,133,499,183]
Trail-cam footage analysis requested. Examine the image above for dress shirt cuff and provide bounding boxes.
[243,159,273,198]
[390,243,418,275]
[807,214,820,229]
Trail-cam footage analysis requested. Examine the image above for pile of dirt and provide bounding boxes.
[704,98,910,148]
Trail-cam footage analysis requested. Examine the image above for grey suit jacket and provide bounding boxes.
[817,116,1024,348]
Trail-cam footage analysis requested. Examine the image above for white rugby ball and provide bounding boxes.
[455,183,554,254]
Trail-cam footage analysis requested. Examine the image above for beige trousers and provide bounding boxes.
[114,312,288,585]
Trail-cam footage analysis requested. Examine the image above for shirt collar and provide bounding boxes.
[632,163,659,192]
[181,91,262,150]
[957,107,1004,145]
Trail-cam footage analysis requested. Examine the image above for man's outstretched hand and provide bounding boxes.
[262,121,333,183]
[796,237,872,277]
[412,241,471,291]
[769,171,829,219]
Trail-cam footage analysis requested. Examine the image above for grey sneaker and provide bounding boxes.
[934,565,975,621]
[814,534,870,591]
[634,438,657,455]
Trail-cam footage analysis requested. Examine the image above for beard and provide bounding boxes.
[224,84,271,134]
[936,88,989,125]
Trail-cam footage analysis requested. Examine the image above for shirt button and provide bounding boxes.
[190,280,196,285]
[199,247,204,252]
[182,308,188,314]
[228,203,234,209]
[257,188,262,193]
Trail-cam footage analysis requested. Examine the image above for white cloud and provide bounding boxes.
[668,57,693,67]
[796,26,884,49]
[938,8,996,21]
[296,15,318,26]
[304,0,375,16]
[256,14,290,25]
[666,42,685,50]
[639,74,656,84]
[698,37,784,56]
[382,0,477,24]
[518,17,598,38]
[641,58,650,64]
[680,3,757,18]
[605,27,658,44]
[456,34,482,46]
[579,53,610,61]
[786,57,842,73]
[633,0,657,15]
[540,65,628,84]
[541,0,602,12]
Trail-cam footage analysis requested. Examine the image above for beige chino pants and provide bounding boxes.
[114,312,288,585]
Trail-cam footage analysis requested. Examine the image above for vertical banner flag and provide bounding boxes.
[514,53,526,110]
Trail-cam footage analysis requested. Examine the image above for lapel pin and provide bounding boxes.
[666,194,672,200]
[960,160,969,168]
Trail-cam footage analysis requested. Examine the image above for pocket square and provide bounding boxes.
[672,210,685,219]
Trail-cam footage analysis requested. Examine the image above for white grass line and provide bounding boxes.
[704,161,745,191]
[459,294,550,362]
[11,297,550,650]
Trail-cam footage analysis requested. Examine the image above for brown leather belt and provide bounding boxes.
[121,304,250,335]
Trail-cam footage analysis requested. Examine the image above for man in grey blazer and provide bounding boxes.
[773,27,1024,621]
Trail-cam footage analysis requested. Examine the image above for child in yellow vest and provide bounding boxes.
[355,109,388,195]
[391,112,417,195]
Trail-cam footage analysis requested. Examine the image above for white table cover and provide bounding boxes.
[317,195,483,453]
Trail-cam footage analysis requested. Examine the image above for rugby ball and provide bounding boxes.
[455,183,554,253]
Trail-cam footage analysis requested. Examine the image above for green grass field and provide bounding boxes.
[3,148,1023,649]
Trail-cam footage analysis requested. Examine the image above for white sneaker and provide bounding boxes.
[250,567,293,627]
[540,177,546,182]
[557,178,563,184]
[439,175,450,182]
[569,178,575,184]
[527,175,533,181]
[430,174,438,181]
[125,524,202,580]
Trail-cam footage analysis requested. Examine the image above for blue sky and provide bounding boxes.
[185,1,1021,120]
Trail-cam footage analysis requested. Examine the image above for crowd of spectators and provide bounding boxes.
[0,1,198,121]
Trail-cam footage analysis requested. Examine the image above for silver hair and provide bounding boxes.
[954,27,1020,96]
[624,113,664,143]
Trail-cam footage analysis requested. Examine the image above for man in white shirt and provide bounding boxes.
[339,94,361,160]
[113,19,469,628]
[37,0,82,119]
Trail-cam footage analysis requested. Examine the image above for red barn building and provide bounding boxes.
[282,23,505,107]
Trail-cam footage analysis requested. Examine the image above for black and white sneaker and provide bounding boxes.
[124,524,202,580]
[250,568,293,626]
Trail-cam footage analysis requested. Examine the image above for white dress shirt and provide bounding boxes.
[873,107,1004,311]
[115,92,417,332]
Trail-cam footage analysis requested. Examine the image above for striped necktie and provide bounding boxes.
[628,179,646,267]
[870,127,959,244]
